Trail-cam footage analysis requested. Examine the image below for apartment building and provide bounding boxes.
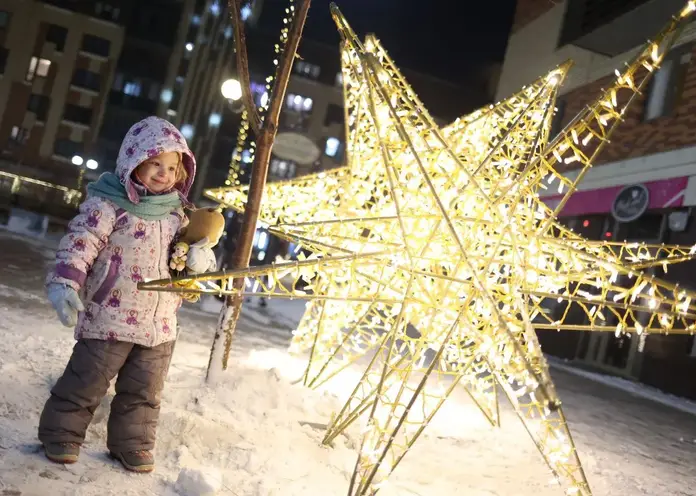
[0,0,123,215]
[0,0,243,225]
[499,0,696,398]
[169,0,237,200]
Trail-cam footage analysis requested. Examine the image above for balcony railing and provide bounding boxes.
[0,170,81,207]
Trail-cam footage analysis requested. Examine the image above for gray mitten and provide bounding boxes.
[47,283,85,327]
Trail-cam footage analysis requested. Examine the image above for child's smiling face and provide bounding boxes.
[134,151,181,194]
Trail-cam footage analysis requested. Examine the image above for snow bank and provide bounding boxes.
[175,466,223,496]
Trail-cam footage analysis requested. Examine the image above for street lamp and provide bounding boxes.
[86,159,98,170]
[71,155,84,166]
[221,78,242,101]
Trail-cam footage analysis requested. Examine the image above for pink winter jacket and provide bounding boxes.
[47,117,197,348]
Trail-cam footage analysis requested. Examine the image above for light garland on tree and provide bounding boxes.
[142,3,696,495]
[225,109,248,187]
[225,0,297,187]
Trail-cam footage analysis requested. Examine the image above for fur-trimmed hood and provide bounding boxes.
[115,116,196,205]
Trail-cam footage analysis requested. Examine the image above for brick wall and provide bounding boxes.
[557,44,696,170]
[512,0,559,32]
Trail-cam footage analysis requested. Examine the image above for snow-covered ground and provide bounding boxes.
[1,230,696,495]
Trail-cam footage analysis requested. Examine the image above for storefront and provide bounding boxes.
[539,175,696,399]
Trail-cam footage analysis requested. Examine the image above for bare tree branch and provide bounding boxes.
[228,0,262,135]
[208,0,313,380]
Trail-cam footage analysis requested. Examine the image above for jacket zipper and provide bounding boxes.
[152,219,162,346]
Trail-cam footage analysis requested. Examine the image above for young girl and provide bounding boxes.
[39,116,211,473]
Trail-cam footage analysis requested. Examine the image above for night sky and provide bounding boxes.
[259,0,518,84]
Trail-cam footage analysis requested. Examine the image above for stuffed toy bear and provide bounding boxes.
[180,207,226,274]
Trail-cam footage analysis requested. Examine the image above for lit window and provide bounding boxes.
[295,61,320,79]
[160,89,173,103]
[10,126,29,144]
[257,231,268,250]
[123,81,141,96]
[181,124,194,140]
[270,159,296,179]
[26,56,51,81]
[209,113,221,127]
[259,91,269,108]
[286,93,313,113]
[224,26,232,38]
[257,250,266,261]
[210,1,221,16]
[242,149,253,163]
[325,137,340,157]
[191,14,201,25]
[302,97,313,111]
[241,3,253,21]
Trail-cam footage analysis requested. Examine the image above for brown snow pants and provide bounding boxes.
[38,339,175,453]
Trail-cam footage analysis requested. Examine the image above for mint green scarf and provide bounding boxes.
[87,172,182,220]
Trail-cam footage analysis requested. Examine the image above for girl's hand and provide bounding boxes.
[47,283,85,327]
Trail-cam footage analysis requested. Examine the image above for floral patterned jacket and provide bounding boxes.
[47,116,196,347]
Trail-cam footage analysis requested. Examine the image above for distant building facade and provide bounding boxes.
[0,0,123,218]
[499,0,696,399]
[0,0,240,222]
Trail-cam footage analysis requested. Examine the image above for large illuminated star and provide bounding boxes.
[142,3,696,495]
[205,39,573,398]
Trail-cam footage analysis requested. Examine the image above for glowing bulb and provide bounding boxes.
[221,79,242,101]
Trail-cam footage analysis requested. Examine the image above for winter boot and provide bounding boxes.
[110,450,155,473]
[44,442,80,464]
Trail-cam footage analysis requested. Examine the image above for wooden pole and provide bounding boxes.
[207,0,312,382]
